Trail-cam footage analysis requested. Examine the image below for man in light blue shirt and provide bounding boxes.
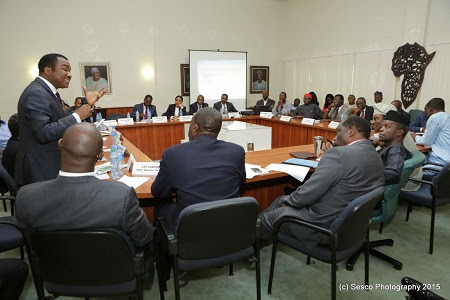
[0,118,11,151]
[272,92,292,116]
[412,98,450,173]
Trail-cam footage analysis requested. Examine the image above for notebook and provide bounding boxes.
[282,158,319,168]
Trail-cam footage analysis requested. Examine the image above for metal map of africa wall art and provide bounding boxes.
[391,42,435,109]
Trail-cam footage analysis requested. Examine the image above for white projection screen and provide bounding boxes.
[189,50,247,111]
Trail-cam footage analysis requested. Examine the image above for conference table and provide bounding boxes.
[116,115,337,160]
[104,135,314,219]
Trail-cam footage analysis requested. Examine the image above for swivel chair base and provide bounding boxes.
[346,239,402,271]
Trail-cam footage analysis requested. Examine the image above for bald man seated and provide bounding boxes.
[16,123,154,248]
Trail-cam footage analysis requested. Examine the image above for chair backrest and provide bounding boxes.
[432,162,450,199]
[0,163,18,195]
[330,186,384,250]
[408,109,423,124]
[105,114,126,121]
[373,150,425,223]
[30,229,136,286]
[175,197,259,260]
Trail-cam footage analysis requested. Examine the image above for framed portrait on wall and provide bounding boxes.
[80,62,112,94]
[180,64,190,96]
[250,66,269,94]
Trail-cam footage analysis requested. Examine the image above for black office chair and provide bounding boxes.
[400,162,450,254]
[105,114,126,121]
[157,197,261,300]
[27,229,151,300]
[0,217,25,260]
[267,186,384,300]
[346,151,425,271]
[0,163,19,215]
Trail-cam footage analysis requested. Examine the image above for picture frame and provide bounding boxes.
[180,64,190,96]
[250,65,269,94]
[80,62,112,94]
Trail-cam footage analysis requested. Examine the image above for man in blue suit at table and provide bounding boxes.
[131,94,157,120]
[152,107,246,230]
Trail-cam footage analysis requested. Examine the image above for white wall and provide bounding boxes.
[152,0,286,110]
[0,0,155,120]
[282,0,450,110]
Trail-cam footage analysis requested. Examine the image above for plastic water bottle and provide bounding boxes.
[127,112,131,120]
[110,145,121,180]
[117,145,125,176]
[224,104,228,116]
[220,107,223,115]
[340,110,345,121]
[110,126,118,145]
[135,111,140,122]
[96,112,102,122]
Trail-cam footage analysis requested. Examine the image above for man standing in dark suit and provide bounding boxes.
[188,94,209,115]
[259,116,384,249]
[213,94,238,115]
[163,95,188,119]
[152,107,246,230]
[15,123,154,248]
[354,97,374,122]
[16,53,108,185]
[255,91,275,110]
[131,94,158,120]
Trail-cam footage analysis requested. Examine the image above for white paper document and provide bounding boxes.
[118,176,150,189]
[245,163,269,179]
[265,163,310,182]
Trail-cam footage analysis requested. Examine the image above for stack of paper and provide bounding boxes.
[245,163,269,179]
[265,164,310,182]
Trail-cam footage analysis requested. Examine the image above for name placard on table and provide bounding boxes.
[228,112,241,118]
[328,121,340,129]
[260,112,273,119]
[301,118,315,125]
[117,118,134,126]
[280,116,292,122]
[132,162,160,176]
[179,115,193,122]
[103,120,118,126]
[152,116,168,124]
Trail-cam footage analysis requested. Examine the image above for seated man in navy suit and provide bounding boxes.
[353,97,374,122]
[189,94,209,115]
[152,107,246,230]
[163,95,188,119]
[132,94,157,120]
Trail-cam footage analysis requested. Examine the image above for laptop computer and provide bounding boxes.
[253,105,271,115]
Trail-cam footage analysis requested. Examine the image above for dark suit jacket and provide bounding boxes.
[213,101,238,113]
[261,140,384,248]
[152,134,246,229]
[357,105,374,123]
[1,137,19,178]
[162,104,188,118]
[16,78,77,185]
[188,102,209,115]
[131,103,158,119]
[256,98,276,109]
[15,175,154,247]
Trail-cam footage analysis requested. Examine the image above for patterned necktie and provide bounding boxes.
[55,92,65,111]
[361,110,365,119]
[145,107,148,119]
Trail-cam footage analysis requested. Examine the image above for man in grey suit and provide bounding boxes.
[16,53,108,185]
[259,116,384,248]
[16,123,153,247]
[323,94,352,120]
[255,91,275,110]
